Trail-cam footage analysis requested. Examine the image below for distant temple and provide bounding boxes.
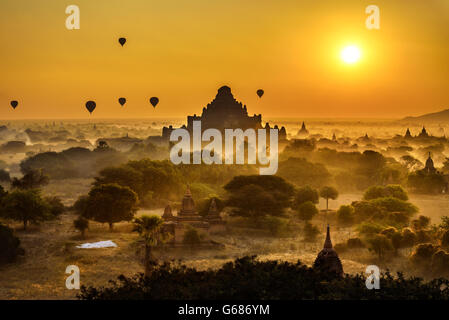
[313,225,344,277]
[418,126,429,138]
[423,152,437,174]
[162,186,226,245]
[405,128,412,138]
[161,86,287,140]
[297,121,309,137]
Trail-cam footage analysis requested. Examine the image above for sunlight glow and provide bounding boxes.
[341,45,361,64]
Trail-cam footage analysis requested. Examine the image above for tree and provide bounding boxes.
[45,196,65,217]
[133,215,164,276]
[303,222,320,242]
[0,189,50,230]
[336,205,354,227]
[0,169,10,182]
[83,183,138,230]
[293,186,319,208]
[297,201,318,221]
[74,217,89,238]
[441,230,449,248]
[411,215,431,231]
[0,223,25,264]
[277,157,331,188]
[225,175,295,218]
[320,186,338,211]
[11,169,49,190]
[227,184,281,218]
[363,185,408,201]
[366,234,393,260]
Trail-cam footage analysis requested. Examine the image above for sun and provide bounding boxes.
[341,45,361,64]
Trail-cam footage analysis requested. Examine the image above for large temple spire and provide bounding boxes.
[323,224,333,249]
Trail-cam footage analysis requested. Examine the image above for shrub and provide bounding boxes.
[74,217,89,238]
[297,201,318,221]
[401,228,417,247]
[411,243,439,265]
[0,223,25,264]
[441,230,449,247]
[431,250,449,275]
[336,205,354,227]
[293,186,319,208]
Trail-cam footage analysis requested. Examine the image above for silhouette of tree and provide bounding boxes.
[133,215,164,276]
[83,183,138,230]
[0,189,50,230]
[320,186,338,211]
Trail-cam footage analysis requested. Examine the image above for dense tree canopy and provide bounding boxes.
[82,183,138,230]
[78,256,449,300]
[0,189,51,230]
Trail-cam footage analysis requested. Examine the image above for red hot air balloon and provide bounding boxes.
[118,38,126,46]
[256,89,264,98]
[118,98,126,106]
[85,101,96,114]
[10,101,18,109]
[150,97,159,108]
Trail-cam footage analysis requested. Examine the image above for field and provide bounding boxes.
[1,189,447,300]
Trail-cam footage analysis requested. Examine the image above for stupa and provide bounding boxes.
[313,225,344,277]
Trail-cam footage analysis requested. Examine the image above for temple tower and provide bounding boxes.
[313,225,344,277]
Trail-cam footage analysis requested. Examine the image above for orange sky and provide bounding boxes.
[0,0,448,120]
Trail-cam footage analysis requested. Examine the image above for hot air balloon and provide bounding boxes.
[118,38,126,46]
[150,97,159,108]
[256,89,264,98]
[118,98,126,106]
[10,101,18,109]
[85,101,96,114]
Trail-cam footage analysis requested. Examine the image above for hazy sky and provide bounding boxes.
[0,0,448,119]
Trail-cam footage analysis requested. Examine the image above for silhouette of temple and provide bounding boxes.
[297,121,309,137]
[423,152,437,174]
[405,128,412,138]
[418,126,429,138]
[161,86,287,140]
[313,225,344,277]
[162,186,226,244]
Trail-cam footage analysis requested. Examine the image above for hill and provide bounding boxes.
[402,109,449,122]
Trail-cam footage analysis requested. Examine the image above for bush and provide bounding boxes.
[363,185,408,201]
[297,201,318,221]
[401,228,417,247]
[293,186,319,208]
[431,250,449,275]
[74,217,89,237]
[411,243,439,266]
[336,205,354,227]
[441,230,449,247]
[0,223,24,264]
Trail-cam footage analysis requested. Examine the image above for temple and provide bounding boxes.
[423,152,437,174]
[313,225,344,277]
[418,126,429,138]
[162,186,226,245]
[405,128,412,138]
[161,86,287,141]
[297,121,309,138]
